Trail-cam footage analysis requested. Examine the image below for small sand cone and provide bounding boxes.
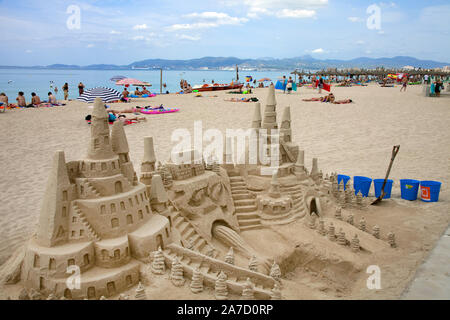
[332,180,338,198]
[308,215,317,229]
[339,188,346,207]
[170,257,185,287]
[345,185,353,204]
[351,234,360,252]
[215,271,228,300]
[338,180,344,191]
[270,283,283,300]
[99,296,107,300]
[18,289,30,300]
[134,282,147,300]
[335,207,343,220]
[248,255,259,273]
[373,225,380,239]
[359,217,366,232]
[225,247,235,265]
[190,268,204,294]
[270,262,282,283]
[46,293,57,300]
[328,222,336,241]
[337,229,347,246]
[356,191,363,208]
[317,219,327,236]
[241,278,255,300]
[151,247,166,275]
[347,214,354,226]
[388,232,397,248]
[119,294,130,300]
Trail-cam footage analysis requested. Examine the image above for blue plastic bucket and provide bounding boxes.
[354,176,373,197]
[374,179,394,199]
[337,175,351,190]
[420,181,442,203]
[400,179,420,201]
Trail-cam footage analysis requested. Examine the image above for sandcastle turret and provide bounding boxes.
[310,158,320,182]
[351,234,360,252]
[87,98,115,160]
[36,151,72,247]
[359,217,366,232]
[331,179,338,198]
[268,170,281,198]
[388,232,397,248]
[190,268,204,294]
[112,121,137,185]
[373,225,380,239]
[149,174,169,213]
[337,229,347,246]
[151,247,166,274]
[347,214,354,226]
[215,271,228,300]
[328,222,336,241]
[225,247,235,265]
[335,207,343,220]
[308,215,317,229]
[241,278,255,300]
[140,137,157,192]
[339,185,346,207]
[294,150,307,180]
[270,283,282,300]
[270,262,282,282]
[317,219,326,236]
[262,84,278,133]
[170,257,185,287]
[134,282,147,300]
[280,106,292,143]
[252,103,262,129]
[248,255,259,273]
[356,191,363,207]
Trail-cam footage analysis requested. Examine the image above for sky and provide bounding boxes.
[0,0,449,66]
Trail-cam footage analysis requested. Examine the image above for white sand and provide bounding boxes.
[0,84,449,299]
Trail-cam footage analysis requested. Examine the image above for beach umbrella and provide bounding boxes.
[116,78,152,87]
[110,75,127,82]
[77,87,122,103]
[258,78,272,82]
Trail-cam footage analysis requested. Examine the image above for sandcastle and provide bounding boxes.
[8,85,402,300]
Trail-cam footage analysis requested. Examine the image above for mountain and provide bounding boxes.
[1,56,448,71]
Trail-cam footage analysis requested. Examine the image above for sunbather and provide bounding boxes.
[225,97,259,102]
[332,99,353,104]
[16,92,26,107]
[0,93,9,107]
[302,93,335,103]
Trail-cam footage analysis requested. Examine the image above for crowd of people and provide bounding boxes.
[0,91,63,109]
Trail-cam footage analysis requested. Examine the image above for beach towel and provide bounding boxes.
[323,83,331,92]
[275,80,286,91]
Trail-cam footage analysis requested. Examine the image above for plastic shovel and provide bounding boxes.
[371,145,400,205]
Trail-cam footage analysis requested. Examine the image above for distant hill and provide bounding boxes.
[1,56,448,71]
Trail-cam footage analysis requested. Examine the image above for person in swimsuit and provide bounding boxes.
[0,93,9,107]
[26,92,41,108]
[16,92,26,107]
[332,99,353,104]
[400,76,408,92]
[78,82,85,96]
[303,93,335,102]
[48,92,57,105]
[62,83,69,100]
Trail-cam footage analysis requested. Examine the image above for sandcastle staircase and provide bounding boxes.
[168,202,218,258]
[72,204,102,241]
[230,176,264,232]
[280,183,307,219]
[162,244,275,299]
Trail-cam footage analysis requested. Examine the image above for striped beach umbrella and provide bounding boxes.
[110,75,127,82]
[116,78,152,87]
[77,87,123,103]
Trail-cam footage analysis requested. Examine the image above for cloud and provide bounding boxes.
[110,30,122,35]
[86,44,95,48]
[25,49,32,54]
[311,48,324,54]
[133,24,149,30]
[177,34,201,41]
[132,36,145,41]
[348,17,363,22]
[166,12,248,32]
[356,40,365,45]
[276,9,316,18]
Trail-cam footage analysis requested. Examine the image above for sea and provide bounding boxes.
[0,69,294,100]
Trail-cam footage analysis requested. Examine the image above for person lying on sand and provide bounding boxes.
[117,114,147,124]
[110,105,165,114]
[302,93,335,103]
[225,97,259,102]
[332,99,353,104]
[0,93,9,107]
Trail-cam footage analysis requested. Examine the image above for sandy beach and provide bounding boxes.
[0,84,449,299]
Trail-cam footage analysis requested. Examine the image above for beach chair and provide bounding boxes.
[0,102,5,113]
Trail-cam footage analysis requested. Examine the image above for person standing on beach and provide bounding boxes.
[318,76,324,94]
[400,75,408,92]
[62,83,69,100]
[16,92,26,107]
[78,82,85,96]
[286,76,294,94]
[54,86,58,96]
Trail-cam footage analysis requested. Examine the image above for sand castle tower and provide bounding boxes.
[310,158,320,183]
[351,235,360,252]
[241,278,255,300]
[359,217,366,232]
[215,271,228,300]
[388,232,397,248]
[248,255,259,273]
[151,247,166,275]
[149,174,169,213]
[270,283,282,300]
[134,282,147,300]
[225,247,235,265]
[21,98,171,300]
[373,226,380,239]
[328,223,336,241]
[317,219,327,236]
[190,268,204,294]
[270,262,282,283]
[294,150,307,180]
[308,215,317,229]
[347,214,354,226]
[170,257,185,287]
[140,137,157,193]
[335,207,343,220]
[252,103,262,129]
[337,229,347,246]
